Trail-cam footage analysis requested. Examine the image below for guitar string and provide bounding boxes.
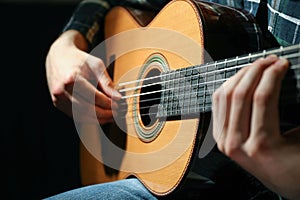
[107,46,300,126]
[117,53,300,100]
[116,89,215,120]
[117,81,223,108]
[114,66,300,124]
[117,55,300,98]
[115,104,213,126]
[114,72,299,122]
[110,46,300,122]
[113,63,300,116]
[117,63,300,105]
[118,65,300,115]
[117,45,300,89]
[116,46,300,92]
[118,63,243,94]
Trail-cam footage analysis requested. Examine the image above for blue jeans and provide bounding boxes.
[44,178,157,200]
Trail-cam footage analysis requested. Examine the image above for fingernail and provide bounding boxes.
[277,57,289,66]
[266,54,278,61]
[113,90,122,99]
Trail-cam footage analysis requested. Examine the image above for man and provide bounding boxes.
[45,0,300,199]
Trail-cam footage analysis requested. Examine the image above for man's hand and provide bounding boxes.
[46,30,121,124]
[212,54,300,199]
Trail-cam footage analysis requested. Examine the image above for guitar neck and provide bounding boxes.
[157,44,300,119]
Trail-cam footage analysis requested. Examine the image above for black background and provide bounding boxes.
[1,1,83,199]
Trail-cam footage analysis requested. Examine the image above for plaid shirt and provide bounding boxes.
[207,0,300,46]
[63,0,300,50]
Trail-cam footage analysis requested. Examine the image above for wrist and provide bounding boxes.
[56,29,88,52]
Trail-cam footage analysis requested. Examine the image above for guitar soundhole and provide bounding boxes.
[139,68,161,127]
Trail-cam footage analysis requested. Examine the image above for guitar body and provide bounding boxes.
[78,0,275,196]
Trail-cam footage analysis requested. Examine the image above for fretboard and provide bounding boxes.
[157,44,300,119]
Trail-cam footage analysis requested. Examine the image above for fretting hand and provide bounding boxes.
[212,54,300,200]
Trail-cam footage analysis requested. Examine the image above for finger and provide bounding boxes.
[54,89,98,123]
[99,69,122,100]
[250,57,289,139]
[71,93,115,124]
[53,90,73,118]
[226,55,279,150]
[72,75,115,110]
[212,85,227,152]
[212,65,248,151]
[55,64,118,121]
[94,106,114,124]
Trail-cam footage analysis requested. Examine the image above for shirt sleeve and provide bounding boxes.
[63,0,169,50]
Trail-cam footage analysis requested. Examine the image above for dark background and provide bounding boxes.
[1,1,83,199]
[1,1,300,200]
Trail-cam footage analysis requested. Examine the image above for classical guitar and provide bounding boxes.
[77,0,300,196]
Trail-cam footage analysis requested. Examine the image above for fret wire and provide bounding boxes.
[262,50,266,58]
[213,61,216,95]
[203,63,208,112]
